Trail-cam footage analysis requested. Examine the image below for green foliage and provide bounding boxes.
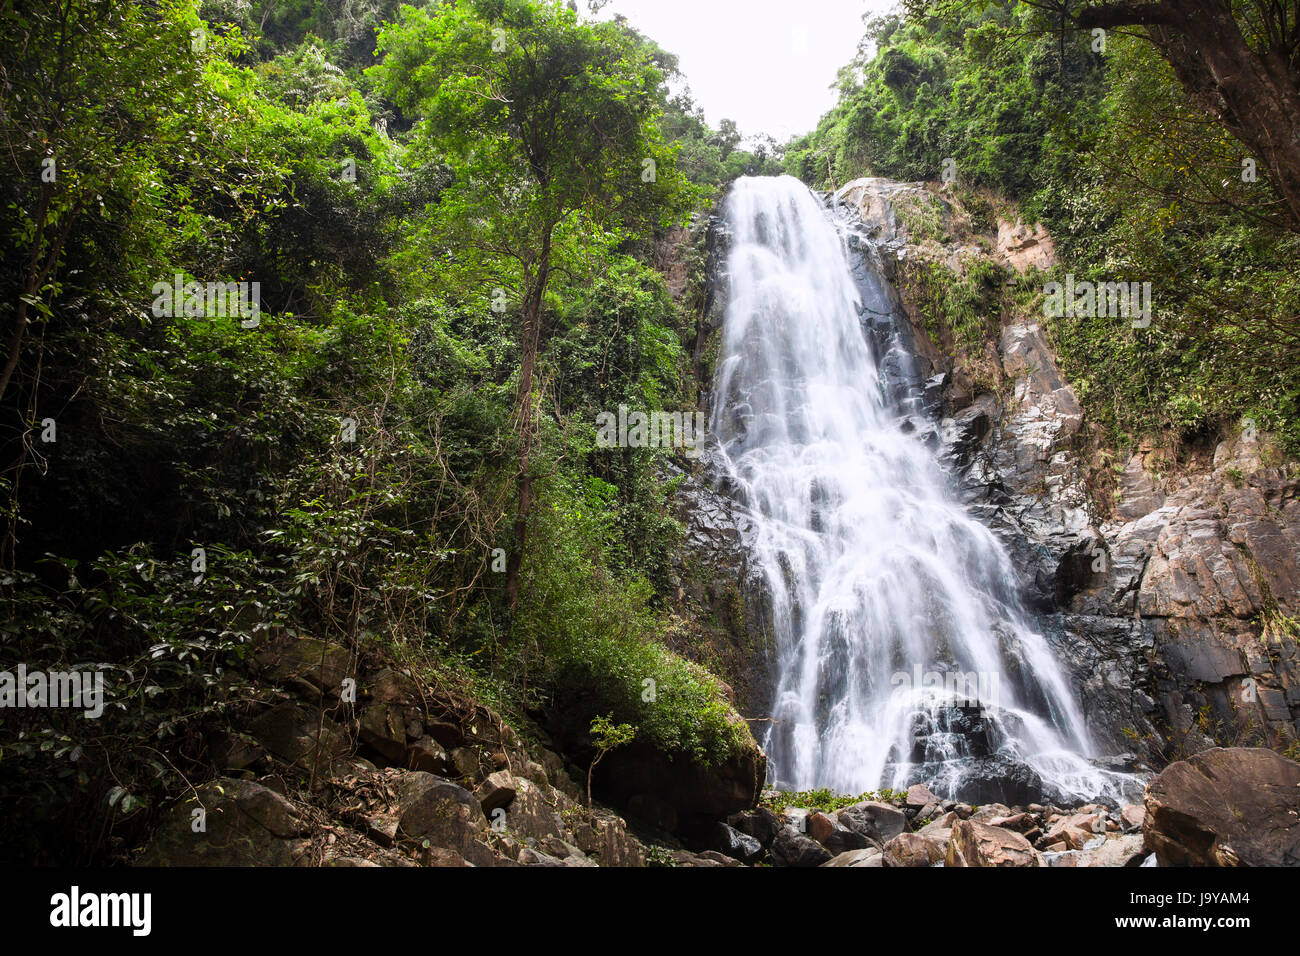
[784,8,1103,198]
[516,472,747,764]
[761,787,908,814]
[590,714,636,752]
[898,256,1004,355]
[792,4,1300,457]
[0,0,746,864]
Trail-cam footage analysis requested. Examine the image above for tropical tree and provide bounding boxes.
[908,0,1300,231]
[370,0,695,610]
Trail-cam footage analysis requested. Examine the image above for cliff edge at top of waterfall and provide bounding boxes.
[833,177,1055,276]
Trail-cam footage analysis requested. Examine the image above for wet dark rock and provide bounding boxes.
[726,807,782,847]
[770,826,833,867]
[710,822,763,863]
[950,755,1043,807]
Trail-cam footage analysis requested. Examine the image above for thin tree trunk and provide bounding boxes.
[504,231,552,611]
[0,185,55,404]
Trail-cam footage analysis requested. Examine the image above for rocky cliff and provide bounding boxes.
[673,176,1299,780]
[832,177,1300,774]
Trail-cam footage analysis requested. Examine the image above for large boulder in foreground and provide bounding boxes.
[1144,747,1300,866]
[770,826,833,867]
[946,819,1038,867]
[139,778,306,866]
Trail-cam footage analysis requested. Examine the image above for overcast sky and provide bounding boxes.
[598,0,901,142]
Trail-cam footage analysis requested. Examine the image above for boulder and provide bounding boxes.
[916,817,954,850]
[571,809,647,867]
[922,810,960,831]
[596,720,766,822]
[538,748,582,801]
[405,737,450,775]
[207,729,266,772]
[808,811,872,855]
[1120,804,1146,831]
[475,771,518,815]
[257,635,352,697]
[395,772,496,866]
[448,746,483,780]
[996,219,1056,273]
[711,822,763,864]
[727,807,782,847]
[1144,747,1300,866]
[247,702,349,772]
[498,777,574,845]
[968,803,1013,824]
[541,837,597,866]
[988,812,1034,833]
[946,820,1038,867]
[882,832,945,867]
[1082,833,1148,867]
[905,783,940,811]
[838,801,907,843]
[357,669,423,764]
[954,756,1042,807]
[1037,812,1106,851]
[139,777,305,866]
[821,848,884,867]
[770,827,833,867]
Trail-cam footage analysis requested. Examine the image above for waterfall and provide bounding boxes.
[711,175,1133,805]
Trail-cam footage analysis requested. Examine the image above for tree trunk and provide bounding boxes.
[1077,0,1300,231]
[504,232,552,611]
[0,185,60,404]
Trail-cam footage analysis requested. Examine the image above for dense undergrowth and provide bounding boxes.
[0,0,775,864]
[787,4,1300,458]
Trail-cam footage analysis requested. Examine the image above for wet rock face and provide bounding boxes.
[950,755,1044,808]
[662,453,778,729]
[1144,747,1300,866]
[928,274,1300,766]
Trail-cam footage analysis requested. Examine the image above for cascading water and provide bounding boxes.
[711,175,1134,805]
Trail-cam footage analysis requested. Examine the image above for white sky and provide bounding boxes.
[598,0,901,142]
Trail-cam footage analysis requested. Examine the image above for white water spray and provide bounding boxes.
[711,176,1132,804]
